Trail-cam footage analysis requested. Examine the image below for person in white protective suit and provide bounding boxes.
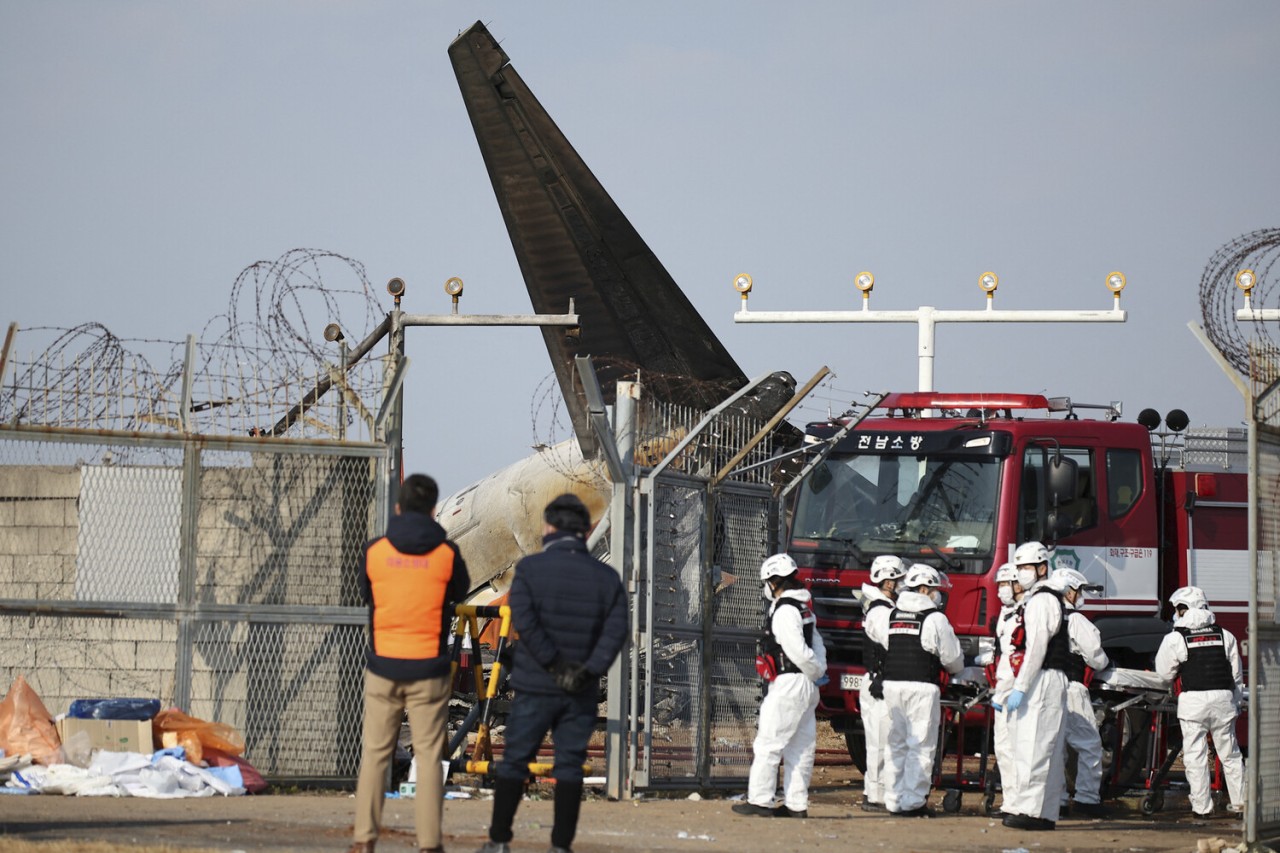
[1154,586,1245,819]
[858,554,908,812]
[1047,568,1111,819]
[733,553,828,818]
[976,562,1024,816]
[867,564,964,817]
[998,541,1069,831]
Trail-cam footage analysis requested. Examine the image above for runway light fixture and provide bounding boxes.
[444,277,464,297]
[733,273,753,294]
[1106,271,1127,294]
[855,271,875,300]
[979,272,999,296]
[386,277,406,308]
[323,323,344,343]
[1236,269,1256,293]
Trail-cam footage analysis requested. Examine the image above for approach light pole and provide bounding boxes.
[319,276,579,520]
[730,271,1128,393]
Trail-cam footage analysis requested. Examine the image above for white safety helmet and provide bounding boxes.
[903,563,951,591]
[1051,568,1090,609]
[1169,585,1208,611]
[760,553,798,582]
[1013,541,1050,566]
[994,562,1018,584]
[869,555,907,584]
[1051,568,1089,591]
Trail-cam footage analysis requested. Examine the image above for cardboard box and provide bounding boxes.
[56,717,154,754]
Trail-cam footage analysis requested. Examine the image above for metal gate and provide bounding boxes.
[0,425,388,781]
[622,395,782,791]
[1249,381,1280,847]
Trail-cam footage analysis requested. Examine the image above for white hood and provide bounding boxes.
[1174,607,1216,630]
[860,582,893,607]
[894,590,937,613]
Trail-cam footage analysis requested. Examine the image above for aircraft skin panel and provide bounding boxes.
[448,22,748,422]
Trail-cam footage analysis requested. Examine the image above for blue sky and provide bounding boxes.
[3,2,1278,496]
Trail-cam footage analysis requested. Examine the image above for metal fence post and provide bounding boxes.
[173,439,200,712]
[606,379,637,799]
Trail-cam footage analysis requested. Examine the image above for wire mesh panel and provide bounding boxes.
[0,425,387,782]
[1254,421,1280,844]
[634,457,779,789]
[190,619,366,779]
[195,449,379,607]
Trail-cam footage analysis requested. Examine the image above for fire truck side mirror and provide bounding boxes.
[1047,455,1078,507]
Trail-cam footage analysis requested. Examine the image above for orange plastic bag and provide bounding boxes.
[0,675,64,766]
[152,708,245,758]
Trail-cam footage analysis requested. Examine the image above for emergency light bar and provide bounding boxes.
[878,392,1051,412]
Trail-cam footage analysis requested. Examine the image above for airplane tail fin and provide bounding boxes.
[449,22,753,456]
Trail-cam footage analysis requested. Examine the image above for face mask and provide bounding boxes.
[929,590,943,605]
[997,585,1016,607]
[1017,567,1038,589]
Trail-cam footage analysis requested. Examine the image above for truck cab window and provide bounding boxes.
[1107,448,1143,518]
[1019,447,1096,542]
[791,450,999,573]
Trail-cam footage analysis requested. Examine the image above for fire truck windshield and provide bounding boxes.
[789,450,1001,574]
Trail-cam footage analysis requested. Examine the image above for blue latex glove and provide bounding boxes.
[989,700,1003,712]
[815,674,830,687]
[1005,689,1026,713]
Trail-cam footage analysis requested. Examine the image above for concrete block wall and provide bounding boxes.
[0,465,80,602]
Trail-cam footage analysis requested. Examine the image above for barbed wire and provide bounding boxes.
[1199,227,1280,381]
[0,249,386,438]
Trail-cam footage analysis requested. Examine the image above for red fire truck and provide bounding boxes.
[786,391,1249,769]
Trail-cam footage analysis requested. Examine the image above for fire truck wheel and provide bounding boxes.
[843,730,868,774]
[942,789,962,813]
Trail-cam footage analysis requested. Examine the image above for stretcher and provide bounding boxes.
[932,667,997,814]
[1089,666,1240,814]
[1089,666,1177,812]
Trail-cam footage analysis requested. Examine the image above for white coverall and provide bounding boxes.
[1154,608,1245,815]
[988,601,1023,807]
[747,587,828,812]
[1005,583,1070,823]
[1062,610,1109,806]
[859,583,894,805]
[868,590,964,813]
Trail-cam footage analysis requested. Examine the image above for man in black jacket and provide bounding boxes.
[476,493,627,853]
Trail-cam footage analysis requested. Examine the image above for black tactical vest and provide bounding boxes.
[882,608,942,685]
[1013,588,1072,674]
[1175,625,1236,692]
[1063,612,1090,684]
[761,597,815,676]
[863,597,893,676]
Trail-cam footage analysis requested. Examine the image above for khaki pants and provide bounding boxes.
[353,669,451,848]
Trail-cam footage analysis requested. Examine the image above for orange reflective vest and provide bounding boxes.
[365,537,456,660]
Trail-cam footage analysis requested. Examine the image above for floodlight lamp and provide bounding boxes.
[733,273,753,294]
[386,277,406,298]
[323,323,344,343]
[855,271,875,293]
[1166,409,1190,433]
[444,277,464,297]
[1236,269,1256,292]
[979,272,998,293]
[1106,271,1127,293]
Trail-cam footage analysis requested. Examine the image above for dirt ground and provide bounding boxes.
[0,783,1245,853]
[0,724,1247,853]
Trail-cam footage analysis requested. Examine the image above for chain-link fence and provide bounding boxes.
[624,391,782,791]
[0,425,388,781]
[1250,380,1280,847]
